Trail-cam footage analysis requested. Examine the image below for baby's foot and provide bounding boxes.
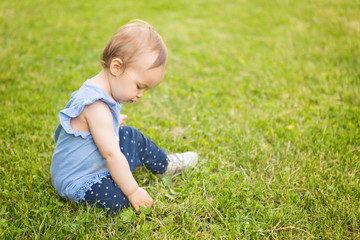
[158,152,198,177]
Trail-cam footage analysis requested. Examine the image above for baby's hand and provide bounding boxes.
[119,114,128,126]
[127,187,153,214]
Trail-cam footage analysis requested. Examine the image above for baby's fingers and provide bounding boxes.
[135,200,153,214]
[133,205,140,214]
[144,198,153,208]
[119,114,128,126]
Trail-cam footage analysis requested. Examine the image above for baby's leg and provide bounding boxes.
[119,126,168,174]
[82,175,130,213]
[82,126,168,213]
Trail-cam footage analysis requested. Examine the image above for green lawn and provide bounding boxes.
[1,0,359,238]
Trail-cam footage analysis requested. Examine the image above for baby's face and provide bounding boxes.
[110,52,166,104]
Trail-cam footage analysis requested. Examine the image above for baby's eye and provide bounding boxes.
[137,85,141,90]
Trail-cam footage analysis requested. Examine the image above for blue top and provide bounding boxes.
[50,81,122,203]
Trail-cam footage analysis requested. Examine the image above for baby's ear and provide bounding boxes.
[110,58,124,76]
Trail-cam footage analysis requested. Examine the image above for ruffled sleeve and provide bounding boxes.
[58,83,121,139]
[59,96,91,139]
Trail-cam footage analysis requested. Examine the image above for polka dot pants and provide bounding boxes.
[82,126,168,213]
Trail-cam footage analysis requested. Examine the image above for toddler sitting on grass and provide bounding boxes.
[50,20,198,214]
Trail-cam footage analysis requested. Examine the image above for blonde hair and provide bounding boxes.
[101,20,167,71]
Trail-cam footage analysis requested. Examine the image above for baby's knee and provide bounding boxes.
[119,126,139,135]
[119,126,144,140]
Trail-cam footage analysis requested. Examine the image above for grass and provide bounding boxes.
[0,0,359,238]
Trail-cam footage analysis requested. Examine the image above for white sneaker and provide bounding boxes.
[160,152,198,176]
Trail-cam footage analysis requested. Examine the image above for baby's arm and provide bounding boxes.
[83,101,153,213]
